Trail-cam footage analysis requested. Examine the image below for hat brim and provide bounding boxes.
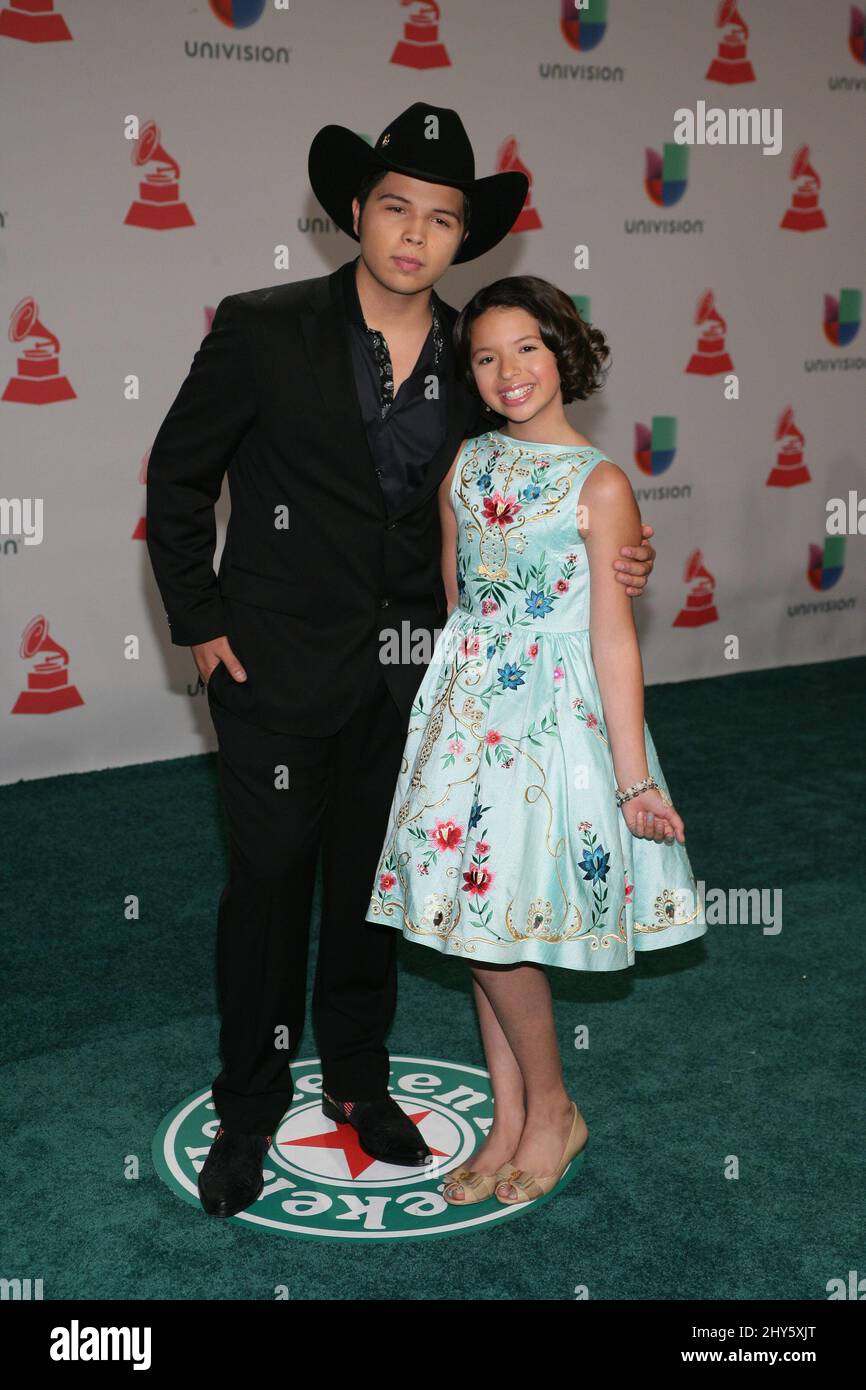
[307,124,528,265]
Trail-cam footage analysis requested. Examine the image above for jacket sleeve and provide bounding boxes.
[146,294,256,647]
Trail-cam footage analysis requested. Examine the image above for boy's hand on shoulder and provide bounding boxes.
[614,523,656,597]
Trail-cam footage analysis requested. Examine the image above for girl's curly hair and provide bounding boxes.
[452,275,611,412]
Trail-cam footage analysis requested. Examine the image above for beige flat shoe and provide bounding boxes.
[494,1103,588,1205]
[442,1160,516,1206]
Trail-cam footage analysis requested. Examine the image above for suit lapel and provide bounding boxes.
[297,264,485,522]
[299,267,385,508]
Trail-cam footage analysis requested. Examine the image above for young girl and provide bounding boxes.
[365,275,706,1206]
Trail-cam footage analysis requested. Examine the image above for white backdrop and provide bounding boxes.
[2,0,864,784]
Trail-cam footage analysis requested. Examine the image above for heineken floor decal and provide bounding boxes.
[153,1056,587,1240]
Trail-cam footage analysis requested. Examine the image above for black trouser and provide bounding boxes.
[205,650,407,1135]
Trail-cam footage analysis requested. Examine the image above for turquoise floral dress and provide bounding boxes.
[365,429,706,971]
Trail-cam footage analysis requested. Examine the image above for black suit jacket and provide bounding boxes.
[146,264,490,736]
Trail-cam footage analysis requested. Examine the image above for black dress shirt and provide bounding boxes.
[341,255,450,514]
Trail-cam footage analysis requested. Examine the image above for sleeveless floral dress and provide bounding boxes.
[365,430,706,971]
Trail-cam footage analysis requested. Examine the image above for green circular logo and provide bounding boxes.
[153,1055,585,1240]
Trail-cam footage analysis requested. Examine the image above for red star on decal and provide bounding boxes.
[280,1108,451,1180]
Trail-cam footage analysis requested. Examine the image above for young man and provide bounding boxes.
[146,103,658,1218]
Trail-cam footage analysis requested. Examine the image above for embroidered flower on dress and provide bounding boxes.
[482,492,522,528]
[497,662,526,691]
[379,872,396,892]
[462,865,495,897]
[525,589,556,619]
[467,800,489,828]
[427,819,464,853]
[580,844,611,884]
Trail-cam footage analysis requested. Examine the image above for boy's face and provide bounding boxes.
[469,306,562,422]
[352,171,468,295]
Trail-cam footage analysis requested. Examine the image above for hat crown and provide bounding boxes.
[374,103,475,184]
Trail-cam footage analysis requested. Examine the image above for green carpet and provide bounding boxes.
[3,656,862,1299]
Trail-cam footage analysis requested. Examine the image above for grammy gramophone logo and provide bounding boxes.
[390,0,450,70]
[124,120,195,231]
[851,6,865,64]
[685,290,734,376]
[2,297,76,405]
[767,407,811,488]
[496,137,541,233]
[131,448,150,542]
[673,549,719,628]
[12,616,84,715]
[0,0,71,42]
[780,144,827,232]
[705,0,756,85]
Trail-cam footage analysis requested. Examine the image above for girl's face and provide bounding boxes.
[469,306,562,425]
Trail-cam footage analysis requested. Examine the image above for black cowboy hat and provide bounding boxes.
[307,102,528,265]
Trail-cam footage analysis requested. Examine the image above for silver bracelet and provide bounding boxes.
[615,776,672,808]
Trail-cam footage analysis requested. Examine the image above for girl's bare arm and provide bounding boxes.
[580,461,650,790]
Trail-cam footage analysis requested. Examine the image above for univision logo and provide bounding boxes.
[153,1056,586,1240]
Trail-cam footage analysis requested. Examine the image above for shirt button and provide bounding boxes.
[380,598,390,608]
[375,468,383,476]
[386,520,398,530]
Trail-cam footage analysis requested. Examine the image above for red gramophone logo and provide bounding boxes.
[3,297,75,404]
[685,291,734,376]
[767,408,811,488]
[780,144,827,232]
[12,616,84,714]
[705,0,756,84]
[132,448,150,541]
[390,0,450,68]
[850,5,865,63]
[0,0,71,42]
[673,550,719,628]
[124,120,195,231]
[497,138,541,233]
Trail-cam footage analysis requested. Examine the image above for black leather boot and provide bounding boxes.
[197,1126,271,1217]
[322,1091,432,1166]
